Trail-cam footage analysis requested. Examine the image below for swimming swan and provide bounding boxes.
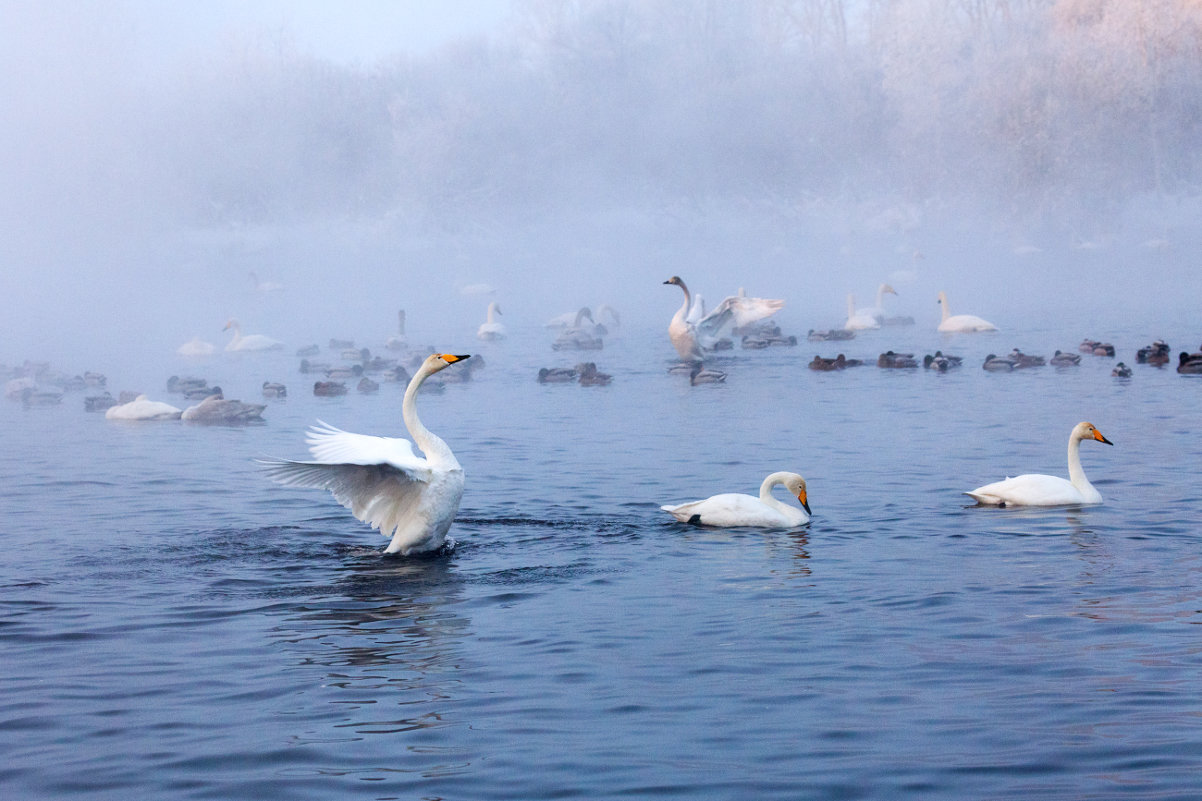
[477,301,506,340]
[259,353,471,555]
[664,276,704,362]
[965,421,1113,506]
[937,292,998,333]
[223,319,284,351]
[856,283,898,323]
[661,472,811,527]
[844,294,881,331]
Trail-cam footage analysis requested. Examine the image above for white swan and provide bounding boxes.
[661,472,811,527]
[476,301,506,341]
[551,308,604,350]
[105,394,182,421]
[664,276,704,362]
[177,336,216,357]
[223,319,284,351]
[844,294,881,331]
[259,353,470,555]
[695,287,786,337]
[385,310,408,351]
[965,421,1113,506]
[937,292,998,332]
[856,283,898,323]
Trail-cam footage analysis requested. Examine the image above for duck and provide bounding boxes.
[1178,352,1202,374]
[183,384,222,400]
[577,362,612,386]
[21,387,64,406]
[982,353,1017,371]
[105,394,182,421]
[260,354,472,555]
[177,336,216,357]
[223,319,284,352]
[357,377,380,393]
[661,472,811,527]
[1111,362,1133,378]
[965,422,1113,506]
[299,359,333,375]
[936,291,998,332]
[878,350,918,368]
[689,364,727,385]
[1009,349,1046,368]
[84,392,119,412]
[381,364,411,383]
[537,366,578,383]
[923,351,962,371]
[1050,350,1082,367]
[295,344,320,358]
[476,301,507,341]
[166,375,209,394]
[313,381,348,396]
[663,277,704,363]
[262,381,287,398]
[329,338,355,350]
[844,293,881,331]
[1136,340,1170,365]
[182,394,266,424]
[1079,339,1115,357]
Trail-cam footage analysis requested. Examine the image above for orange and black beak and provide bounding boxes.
[798,490,812,515]
[440,354,471,364]
[1094,429,1113,446]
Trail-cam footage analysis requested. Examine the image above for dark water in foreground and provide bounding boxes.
[3,318,1202,800]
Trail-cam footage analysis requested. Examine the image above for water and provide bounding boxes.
[3,316,1202,800]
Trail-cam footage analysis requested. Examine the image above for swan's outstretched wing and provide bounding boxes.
[698,295,784,335]
[258,421,433,536]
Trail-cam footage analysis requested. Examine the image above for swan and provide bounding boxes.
[661,472,811,527]
[965,421,1113,506]
[664,277,704,362]
[937,292,998,332]
[177,336,216,357]
[385,310,408,351]
[694,288,786,338]
[259,353,471,555]
[105,394,182,421]
[844,294,881,331]
[223,319,284,351]
[551,308,604,350]
[250,271,284,292]
[856,284,898,323]
[182,394,266,424]
[476,301,506,341]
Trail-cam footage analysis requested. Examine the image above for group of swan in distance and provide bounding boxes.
[223,319,285,352]
[477,302,506,341]
[260,353,471,555]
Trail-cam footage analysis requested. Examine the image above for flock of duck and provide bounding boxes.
[5,276,1200,557]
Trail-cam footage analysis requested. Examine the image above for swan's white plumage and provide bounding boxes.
[177,336,216,357]
[661,471,811,527]
[476,301,507,340]
[105,394,182,421]
[259,353,469,554]
[223,319,284,351]
[664,276,704,362]
[694,288,785,336]
[844,294,881,331]
[966,421,1112,506]
[856,283,898,323]
[936,291,997,333]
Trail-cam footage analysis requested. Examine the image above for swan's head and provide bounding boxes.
[1075,421,1113,446]
[783,473,811,514]
[936,291,947,306]
[223,319,239,332]
[664,276,683,286]
[425,353,471,374]
[882,284,897,296]
[488,301,502,315]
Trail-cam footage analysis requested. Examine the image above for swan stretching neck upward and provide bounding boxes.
[936,292,997,333]
[664,276,704,362]
[477,301,506,340]
[844,293,881,331]
[661,472,811,527]
[259,353,470,554]
[966,421,1113,507]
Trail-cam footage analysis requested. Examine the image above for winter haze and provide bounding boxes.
[3,0,1200,370]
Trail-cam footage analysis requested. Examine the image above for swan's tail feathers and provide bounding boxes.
[964,490,1002,506]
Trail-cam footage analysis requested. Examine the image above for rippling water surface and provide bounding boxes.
[3,317,1202,800]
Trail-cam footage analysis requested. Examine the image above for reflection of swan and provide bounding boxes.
[105,394,182,421]
[223,319,284,351]
[260,354,471,555]
[661,472,811,527]
[177,336,216,357]
[966,421,1113,506]
[937,292,997,332]
[844,294,880,331]
[664,276,704,362]
[476,302,506,341]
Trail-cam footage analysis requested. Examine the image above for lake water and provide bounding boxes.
[3,314,1202,800]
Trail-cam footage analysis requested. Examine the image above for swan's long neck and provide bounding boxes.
[575,307,592,328]
[674,282,692,325]
[486,302,498,324]
[1066,433,1092,494]
[403,363,458,468]
[938,293,951,323]
[397,310,406,334]
[758,472,796,514]
[876,284,888,308]
[846,294,856,319]
[227,322,242,344]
